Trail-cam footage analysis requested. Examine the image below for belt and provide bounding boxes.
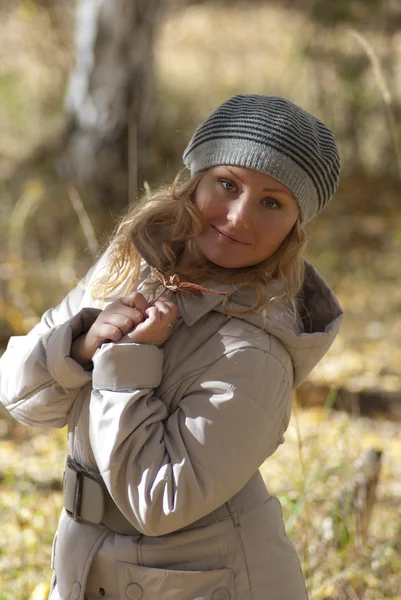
[63,456,269,536]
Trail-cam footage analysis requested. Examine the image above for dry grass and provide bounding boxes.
[260,405,401,599]
[1,406,400,600]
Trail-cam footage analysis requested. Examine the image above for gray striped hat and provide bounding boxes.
[183,94,340,223]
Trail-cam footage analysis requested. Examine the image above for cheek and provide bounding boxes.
[194,193,219,221]
[193,188,206,212]
[256,220,294,250]
[194,196,205,216]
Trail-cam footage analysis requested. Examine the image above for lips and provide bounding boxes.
[211,225,250,245]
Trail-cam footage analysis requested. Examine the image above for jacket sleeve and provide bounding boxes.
[89,340,292,536]
[0,267,101,428]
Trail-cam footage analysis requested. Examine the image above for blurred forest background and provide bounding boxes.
[1,1,401,599]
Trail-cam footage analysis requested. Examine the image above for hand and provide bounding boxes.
[120,299,178,346]
[70,292,149,366]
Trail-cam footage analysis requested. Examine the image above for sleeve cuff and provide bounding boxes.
[46,308,100,389]
[92,343,164,391]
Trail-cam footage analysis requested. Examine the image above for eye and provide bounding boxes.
[219,178,237,192]
[262,197,280,209]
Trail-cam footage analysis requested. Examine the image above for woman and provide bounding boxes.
[0,94,342,600]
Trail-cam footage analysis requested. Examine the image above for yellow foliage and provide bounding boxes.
[29,583,50,600]
[298,407,327,424]
[4,305,27,334]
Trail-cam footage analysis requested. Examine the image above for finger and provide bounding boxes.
[120,292,149,315]
[121,319,148,341]
[153,301,179,322]
[151,300,177,314]
[105,308,144,326]
[144,306,161,322]
[95,323,125,344]
[102,313,143,335]
[104,300,148,320]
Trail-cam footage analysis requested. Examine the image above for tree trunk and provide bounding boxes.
[59,0,164,215]
[334,448,382,548]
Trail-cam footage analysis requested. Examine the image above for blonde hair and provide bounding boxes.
[91,169,307,314]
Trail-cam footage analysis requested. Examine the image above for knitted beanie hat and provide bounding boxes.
[183,94,340,223]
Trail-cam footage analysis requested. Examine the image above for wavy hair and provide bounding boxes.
[91,169,308,314]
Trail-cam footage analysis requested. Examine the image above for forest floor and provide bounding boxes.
[1,405,400,600]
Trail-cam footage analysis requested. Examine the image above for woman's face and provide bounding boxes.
[189,165,299,269]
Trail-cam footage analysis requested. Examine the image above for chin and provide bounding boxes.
[194,239,261,269]
[203,253,253,269]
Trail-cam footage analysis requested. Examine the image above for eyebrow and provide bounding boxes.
[262,187,294,198]
[224,167,294,199]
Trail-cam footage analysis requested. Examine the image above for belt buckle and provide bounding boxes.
[65,456,85,522]
[72,469,84,522]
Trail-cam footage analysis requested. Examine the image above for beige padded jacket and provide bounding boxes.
[0,252,342,600]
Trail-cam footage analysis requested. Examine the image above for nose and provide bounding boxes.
[226,194,251,228]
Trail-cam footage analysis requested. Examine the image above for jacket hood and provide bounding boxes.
[174,260,342,388]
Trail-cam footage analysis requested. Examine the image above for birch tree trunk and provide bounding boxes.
[60,0,164,214]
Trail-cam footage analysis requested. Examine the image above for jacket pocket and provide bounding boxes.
[118,561,234,600]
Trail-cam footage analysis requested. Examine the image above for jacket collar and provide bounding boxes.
[136,259,342,389]
[176,284,231,326]
[137,265,230,327]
